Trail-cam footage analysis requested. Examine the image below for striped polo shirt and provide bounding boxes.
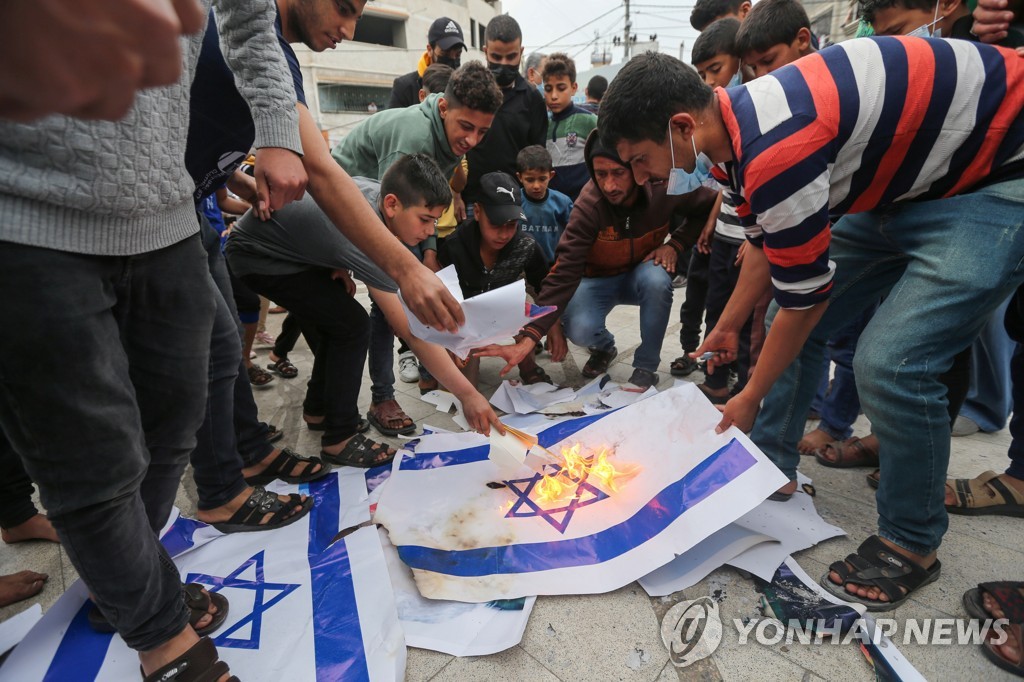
[716,36,1024,309]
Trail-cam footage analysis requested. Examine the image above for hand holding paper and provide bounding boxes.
[400,266,555,360]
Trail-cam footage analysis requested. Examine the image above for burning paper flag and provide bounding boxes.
[399,265,555,359]
[374,384,788,602]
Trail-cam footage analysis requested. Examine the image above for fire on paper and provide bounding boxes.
[374,384,789,603]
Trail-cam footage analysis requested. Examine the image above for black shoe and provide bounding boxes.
[582,347,618,378]
[627,368,658,389]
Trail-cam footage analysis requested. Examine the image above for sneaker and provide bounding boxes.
[582,347,618,378]
[671,275,687,289]
[254,331,275,349]
[398,351,419,383]
[627,367,658,389]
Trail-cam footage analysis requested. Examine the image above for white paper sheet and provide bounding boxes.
[0,604,41,657]
[400,266,555,359]
[375,384,789,602]
[377,527,536,657]
[726,473,845,581]
[638,524,776,597]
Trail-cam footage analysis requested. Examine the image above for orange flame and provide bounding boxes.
[533,443,639,504]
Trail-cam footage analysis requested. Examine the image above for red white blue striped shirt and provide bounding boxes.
[716,36,1024,309]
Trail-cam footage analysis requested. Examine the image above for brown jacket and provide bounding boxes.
[521,135,715,341]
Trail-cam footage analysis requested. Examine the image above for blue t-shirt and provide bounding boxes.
[519,188,573,264]
[186,11,305,201]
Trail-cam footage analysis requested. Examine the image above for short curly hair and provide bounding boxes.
[542,52,577,84]
[444,61,503,114]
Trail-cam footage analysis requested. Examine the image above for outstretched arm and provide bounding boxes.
[297,103,465,332]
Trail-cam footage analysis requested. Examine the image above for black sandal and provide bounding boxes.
[211,486,312,534]
[243,447,329,486]
[143,636,239,682]
[266,357,298,378]
[89,583,228,636]
[321,434,396,468]
[820,535,941,611]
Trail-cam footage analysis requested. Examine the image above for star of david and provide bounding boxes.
[504,464,610,533]
[185,550,299,650]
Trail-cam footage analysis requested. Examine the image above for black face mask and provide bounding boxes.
[488,62,519,87]
[435,54,461,69]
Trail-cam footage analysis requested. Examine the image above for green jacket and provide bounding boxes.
[330,92,459,181]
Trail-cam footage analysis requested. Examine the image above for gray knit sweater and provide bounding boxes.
[0,0,303,256]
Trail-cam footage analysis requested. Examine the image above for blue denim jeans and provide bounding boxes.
[0,235,215,650]
[959,294,1015,432]
[562,260,674,373]
[810,305,876,440]
[369,301,396,403]
[750,178,1024,556]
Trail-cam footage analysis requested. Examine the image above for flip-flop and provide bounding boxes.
[143,637,239,682]
[266,357,298,378]
[946,471,1024,517]
[243,447,330,486]
[820,535,941,611]
[962,581,1024,622]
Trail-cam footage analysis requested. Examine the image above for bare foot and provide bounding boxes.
[2,514,59,544]
[241,448,325,481]
[797,428,834,455]
[0,571,47,607]
[827,537,936,603]
[196,487,307,527]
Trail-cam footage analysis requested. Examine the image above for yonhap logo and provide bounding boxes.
[661,597,723,667]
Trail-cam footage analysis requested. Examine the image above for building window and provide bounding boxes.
[318,83,393,113]
[470,19,477,48]
[478,22,487,49]
[353,14,406,48]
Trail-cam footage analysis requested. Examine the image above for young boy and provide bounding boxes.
[542,52,598,202]
[862,0,1024,45]
[439,171,561,385]
[690,0,752,31]
[599,42,1024,609]
[227,154,503,447]
[672,19,751,380]
[734,0,815,78]
[515,145,573,265]
[686,17,761,404]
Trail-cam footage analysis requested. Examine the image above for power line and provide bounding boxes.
[526,5,624,51]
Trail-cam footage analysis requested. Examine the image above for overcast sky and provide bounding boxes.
[501,0,701,67]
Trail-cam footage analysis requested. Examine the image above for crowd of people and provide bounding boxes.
[0,0,1022,679]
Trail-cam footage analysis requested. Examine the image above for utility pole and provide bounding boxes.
[623,0,632,61]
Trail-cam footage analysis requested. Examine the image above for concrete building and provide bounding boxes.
[804,0,861,46]
[294,0,503,148]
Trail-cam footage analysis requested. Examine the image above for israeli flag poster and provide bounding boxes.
[1,471,405,681]
[374,384,789,603]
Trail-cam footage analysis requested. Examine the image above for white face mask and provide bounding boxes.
[907,0,944,37]
[666,122,715,196]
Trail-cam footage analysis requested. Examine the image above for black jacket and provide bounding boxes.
[463,74,547,203]
[388,71,421,110]
[438,219,549,298]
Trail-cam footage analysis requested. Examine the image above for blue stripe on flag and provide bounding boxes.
[401,411,620,471]
[397,438,755,576]
[307,476,370,681]
[161,516,206,558]
[43,603,114,681]
[303,473,343,557]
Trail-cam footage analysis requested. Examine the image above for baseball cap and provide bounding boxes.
[479,172,526,225]
[428,17,466,51]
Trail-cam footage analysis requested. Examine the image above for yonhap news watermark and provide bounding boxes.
[661,597,1010,668]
